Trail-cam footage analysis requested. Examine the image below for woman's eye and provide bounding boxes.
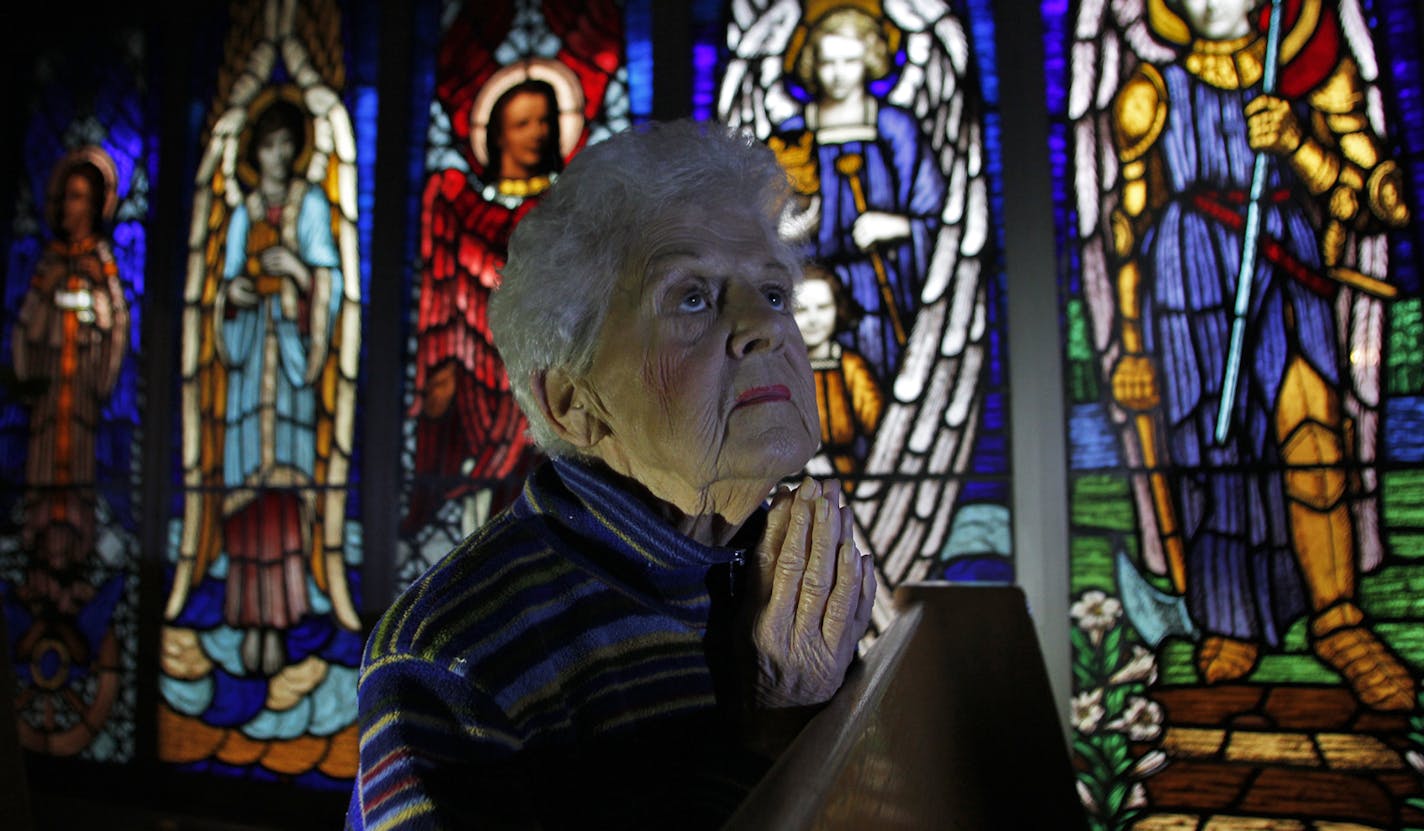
[678,290,708,312]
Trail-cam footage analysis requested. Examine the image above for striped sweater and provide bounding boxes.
[346,458,767,830]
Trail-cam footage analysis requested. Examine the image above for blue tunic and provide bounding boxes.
[780,104,946,381]
[1141,64,1341,643]
[220,184,343,489]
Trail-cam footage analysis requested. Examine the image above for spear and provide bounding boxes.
[1215,0,1287,444]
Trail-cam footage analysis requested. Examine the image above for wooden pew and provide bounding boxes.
[726,583,1088,830]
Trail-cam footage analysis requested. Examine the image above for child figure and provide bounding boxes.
[793,263,885,481]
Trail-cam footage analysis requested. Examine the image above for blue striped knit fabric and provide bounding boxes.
[346,458,766,829]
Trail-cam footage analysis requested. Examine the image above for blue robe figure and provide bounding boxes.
[771,6,947,383]
[212,97,345,676]
[775,104,946,383]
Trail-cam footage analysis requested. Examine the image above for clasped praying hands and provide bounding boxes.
[743,476,876,709]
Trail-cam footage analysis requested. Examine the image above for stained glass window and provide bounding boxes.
[157,0,375,789]
[711,0,1012,631]
[1045,0,1424,825]
[395,0,653,587]
[0,26,151,765]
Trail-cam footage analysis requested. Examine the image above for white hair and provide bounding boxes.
[490,118,798,458]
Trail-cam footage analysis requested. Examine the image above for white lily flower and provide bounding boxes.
[1104,695,1164,742]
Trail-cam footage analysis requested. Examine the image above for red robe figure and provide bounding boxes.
[404,2,621,537]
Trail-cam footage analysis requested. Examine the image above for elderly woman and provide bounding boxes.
[347,119,875,830]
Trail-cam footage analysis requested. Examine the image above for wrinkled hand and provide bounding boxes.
[1244,95,1303,155]
[744,477,876,709]
[851,211,911,251]
[1111,353,1160,411]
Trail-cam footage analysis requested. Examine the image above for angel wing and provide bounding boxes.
[1063,0,1177,582]
[169,0,267,625]
[1325,0,1396,571]
[543,0,626,140]
[1066,0,1392,581]
[306,55,363,634]
[718,0,805,138]
[168,0,360,631]
[720,0,998,632]
[403,170,538,534]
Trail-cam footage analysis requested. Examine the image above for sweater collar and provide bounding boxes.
[515,459,765,618]
[512,459,768,627]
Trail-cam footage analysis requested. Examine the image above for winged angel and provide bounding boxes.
[1069,0,1414,709]
[719,0,996,630]
[403,0,625,548]
[166,0,362,678]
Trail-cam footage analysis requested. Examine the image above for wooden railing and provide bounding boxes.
[726,582,1088,830]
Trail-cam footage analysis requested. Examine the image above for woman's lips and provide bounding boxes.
[735,384,792,408]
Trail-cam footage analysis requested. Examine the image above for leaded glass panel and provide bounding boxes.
[1046,0,1424,824]
[713,0,1013,631]
[0,26,151,765]
[158,0,373,789]
[395,0,652,586]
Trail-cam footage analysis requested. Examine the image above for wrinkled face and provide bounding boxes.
[256,126,297,182]
[815,32,867,103]
[498,91,554,179]
[1178,0,1255,40]
[60,174,95,241]
[793,277,837,350]
[582,204,819,501]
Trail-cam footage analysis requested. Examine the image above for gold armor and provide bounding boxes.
[1108,30,1414,709]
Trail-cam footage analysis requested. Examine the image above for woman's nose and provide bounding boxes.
[727,289,786,358]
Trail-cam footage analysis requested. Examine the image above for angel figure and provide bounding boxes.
[1090,0,1413,709]
[168,80,362,677]
[405,56,591,538]
[12,147,128,613]
[720,0,998,630]
[769,2,948,382]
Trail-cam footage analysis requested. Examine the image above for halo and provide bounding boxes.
[236,85,317,190]
[46,146,119,230]
[469,58,586,170]
[783,0,903,82]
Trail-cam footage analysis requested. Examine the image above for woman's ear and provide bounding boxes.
[532,368,608,449]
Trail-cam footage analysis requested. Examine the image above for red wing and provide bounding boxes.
[544,0,622,140]
[407,170,535,531]
[413,170,529,397]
